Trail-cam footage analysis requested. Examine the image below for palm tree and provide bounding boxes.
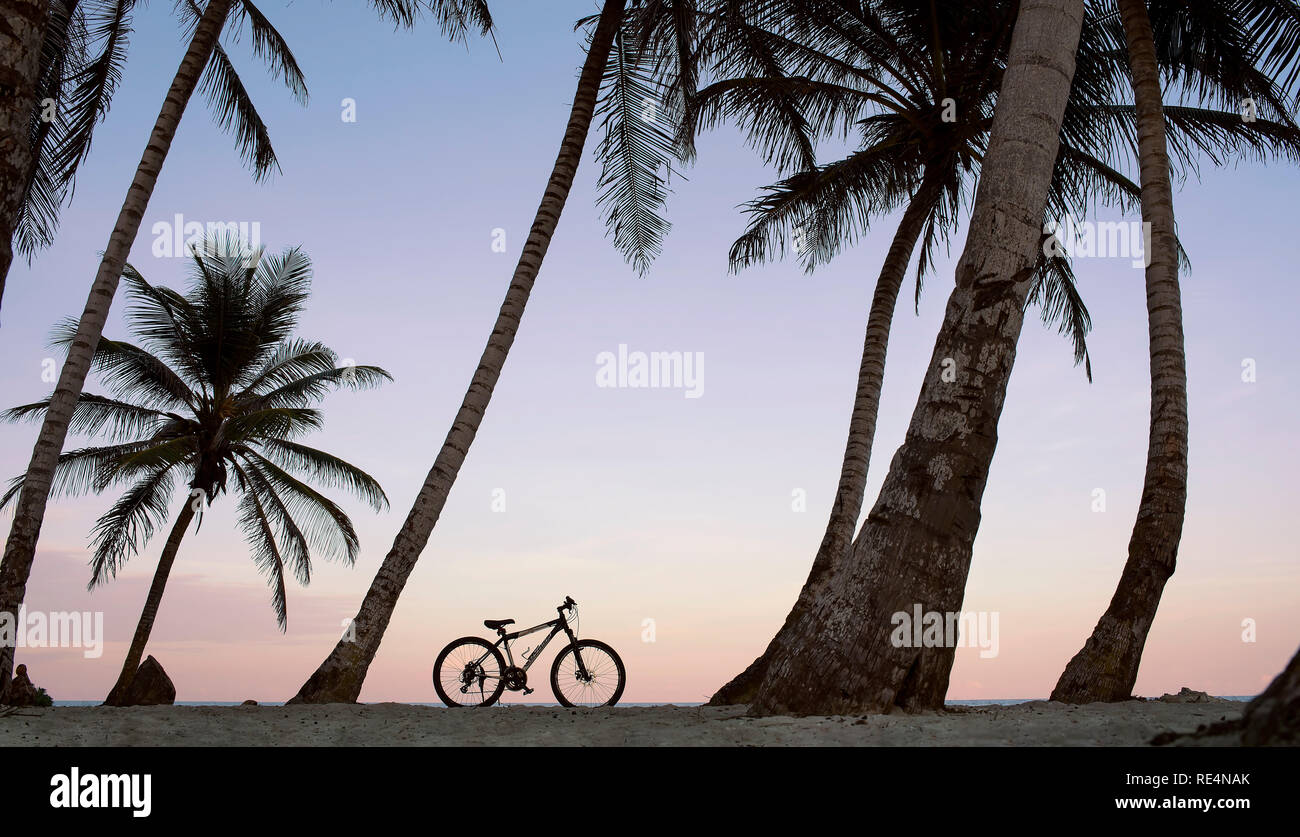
[290,0,631,703]
[1052,0,1300,703]
[0,0,54,315]
[701,0,1300,706]
[0,0,266,694]
[288,0,784,703]
[1052,0,1187,705]
[704,0,1113,703]
[1240,643,1300,744]
[0,0,492,695]
[743,0,1089,715]
[11,2,132,285]
[1,240,391,705]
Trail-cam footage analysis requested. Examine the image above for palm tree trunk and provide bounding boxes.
[746,0,1086,716]
[709,175,941,705]
[0,0,233,693]
[0,0,50,321]
[287,0,628,704]
[1240,643,1300,745]
[1050,0,1187,704]
[103,501,195,706]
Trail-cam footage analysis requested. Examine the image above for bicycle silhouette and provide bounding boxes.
[433,596,625,707]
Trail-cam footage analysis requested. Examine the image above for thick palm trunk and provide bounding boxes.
[709,177,940,706]
[1240,644,1300,745]
[0,0,50,320]
[747,0,1085,716]
[0,0,233,693]
[103,502,195,706]
[288,0,627,704]
[1050,0,1187,704]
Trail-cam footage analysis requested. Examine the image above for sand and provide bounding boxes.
[0,698,1246,746]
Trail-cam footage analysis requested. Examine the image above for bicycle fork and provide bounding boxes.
[565,628,593,682]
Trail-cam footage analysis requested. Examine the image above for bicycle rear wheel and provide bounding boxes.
[550,639,625,707]
[433,637,506,707]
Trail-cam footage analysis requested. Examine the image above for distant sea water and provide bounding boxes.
[52,697,1258,707]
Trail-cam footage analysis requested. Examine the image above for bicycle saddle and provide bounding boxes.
[483,619,514,631]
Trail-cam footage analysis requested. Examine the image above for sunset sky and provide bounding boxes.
[1,0,1296,703]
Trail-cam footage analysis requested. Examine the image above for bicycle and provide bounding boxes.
[432,596,626,707]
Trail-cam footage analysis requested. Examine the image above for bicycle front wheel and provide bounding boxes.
[550,639,625,707]
[433,637,506,707]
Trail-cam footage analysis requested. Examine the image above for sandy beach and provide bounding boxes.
[0,699,1246,747]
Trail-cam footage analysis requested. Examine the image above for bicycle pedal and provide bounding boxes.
[523,687,535,695]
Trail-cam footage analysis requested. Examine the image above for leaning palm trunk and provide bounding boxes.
[288,0,627,704]
[0,0,50,320]
[0,0,234,694]
[1050,0,1187,704]
[747,0,1086,716]
[103,503,196,706]
[709,175,941,705]
[1240,643,1300,745]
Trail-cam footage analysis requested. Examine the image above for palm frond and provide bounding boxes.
[239,450,360,565]
[1236,0,1300,93]
[234,0,308,102]
[257,438,389,512]
[422,0,495,43]
[232,474,291,629]
[118,264,208,385]
[1028,239,1094,381]
[239,365,391,412]
[88,466,179,587]
[366,0,421,28]
[0,439,168,512]
[17,0,134,258]
[237,339,339,397]
[197,38,280,179]
[51,318,199,410]
[181,240,307,395]
[98,436,197,488]
[232,460,311,588]
[2,392,175,442]
[223,407,325,442]
[595,15,680,274]
[729,140,916,272]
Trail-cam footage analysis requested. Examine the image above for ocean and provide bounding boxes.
[51,697,1257,707]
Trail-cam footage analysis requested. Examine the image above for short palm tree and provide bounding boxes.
[0,0,493,694]
[1,240,391,706]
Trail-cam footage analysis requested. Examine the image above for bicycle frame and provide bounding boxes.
[479,611,584,676]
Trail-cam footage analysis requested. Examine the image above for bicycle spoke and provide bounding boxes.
[555,644,623,707]
[435,639,504,707]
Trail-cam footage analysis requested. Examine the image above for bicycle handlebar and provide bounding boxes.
[559,595,576,611]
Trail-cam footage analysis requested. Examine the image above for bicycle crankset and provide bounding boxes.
[503,666,530,692]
